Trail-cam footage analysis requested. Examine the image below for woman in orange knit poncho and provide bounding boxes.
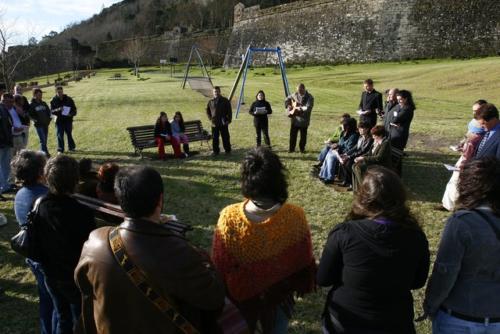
[212,147,316,333]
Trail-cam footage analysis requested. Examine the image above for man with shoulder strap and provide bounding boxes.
[75,166,225,334]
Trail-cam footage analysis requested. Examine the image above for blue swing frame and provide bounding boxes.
[228,46,290,118]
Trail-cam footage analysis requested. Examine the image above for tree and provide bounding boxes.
[28,37,38,46]
[121,37,147,76]
[0,9,37,90]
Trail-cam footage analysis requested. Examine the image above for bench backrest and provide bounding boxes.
[126,120,207,149]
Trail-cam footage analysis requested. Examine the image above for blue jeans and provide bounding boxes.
[27,259,57,334]
[55,121,75,153]
[44,278,81,334]
[433,310,500,334]
[319,150,339,181]
[0,147,12,193]
[318,145,330,163]
[35,126,49,155]
[272,306,289,334]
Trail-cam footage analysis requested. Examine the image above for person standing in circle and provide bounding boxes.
[50,86,77,153]
[286,83,314,153]
[249,90,273,147]
[206,86,232,156]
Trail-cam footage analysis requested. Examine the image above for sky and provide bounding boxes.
[1,0,122,46]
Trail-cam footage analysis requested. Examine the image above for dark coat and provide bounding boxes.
[474,126,500,160]
[50,94,77,124]
[29,99,52,128]
[285,91,314,128]
[386,104,414,150]
[249,100,272,127]
[154,120,173,138]
[0,104,13,148]
[358,90,383,126]
[206,96,232,128]
[75,218,225,334]
[363,138,392,168]
[318,219,430,333]
[34,193,96,281]
[344,135,374,159]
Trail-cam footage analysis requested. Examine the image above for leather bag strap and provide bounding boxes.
[108,227,200,334]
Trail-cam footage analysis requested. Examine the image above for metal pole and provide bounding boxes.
[228,45,251,102]
[182,45,195,89]
[236,50,252,118]
[195,47,213,87]
[277,47,290,97]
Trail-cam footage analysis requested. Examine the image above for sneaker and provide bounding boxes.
[0,213,7,227]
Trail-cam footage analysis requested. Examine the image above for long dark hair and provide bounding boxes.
[255,90,266,101]
[342,117,357,135]
[155,111,169,130]
[397,90,416,111]
[241,147,288,204]
[348,166,421,230]
[173,111,185,132]
[456,158,500,216]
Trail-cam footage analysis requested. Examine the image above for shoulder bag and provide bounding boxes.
[10,196,44,261]
[108,227,249,334]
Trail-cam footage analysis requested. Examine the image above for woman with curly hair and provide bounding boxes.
[424,157,500,333]
[318,166,430,334]
[211,147,316,333]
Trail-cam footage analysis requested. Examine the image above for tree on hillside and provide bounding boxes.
[121,38,147,76]
[0,9,37,90]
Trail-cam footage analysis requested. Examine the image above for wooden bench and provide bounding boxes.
[73,193,193,235]
[126,120,211,158]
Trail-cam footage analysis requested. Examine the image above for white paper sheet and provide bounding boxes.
[62,106,71,116]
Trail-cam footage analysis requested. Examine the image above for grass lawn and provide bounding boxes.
[1,57,499,333]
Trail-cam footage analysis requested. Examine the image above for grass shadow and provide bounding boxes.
[403,150,460,203]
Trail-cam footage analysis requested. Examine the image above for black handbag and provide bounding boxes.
[10,196,44,261]
[321,289,346,334]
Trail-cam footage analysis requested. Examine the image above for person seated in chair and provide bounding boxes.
[315,113,351,168]
[338,121,374,190]
[352,125,392,192]
[318,118,359,185]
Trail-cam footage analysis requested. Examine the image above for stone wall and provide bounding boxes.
[224,0,500,66]
[95,30,231,67]
[10,45,88,82]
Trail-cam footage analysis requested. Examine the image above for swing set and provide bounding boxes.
[228,46,291,118]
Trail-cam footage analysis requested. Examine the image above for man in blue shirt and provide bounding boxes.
[475,103,500,159]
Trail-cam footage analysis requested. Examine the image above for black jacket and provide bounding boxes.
[154,121,173,138]
[29,99,52,127]
[50,94,77,124]
[0,104,13,148]
[206,96,232,128]
[386,104,414,150]
[358,90,383,126]
[344,135,373,159]
[34,193,96,281]
[318,219,430,333]
[249,100,272,126]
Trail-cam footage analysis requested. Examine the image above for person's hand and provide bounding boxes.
[355,157,363,163]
